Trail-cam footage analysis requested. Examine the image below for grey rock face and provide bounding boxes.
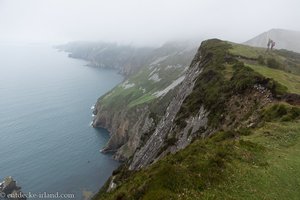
[174,105,209,151]
[129,47,208,170]
[91,41,198,161]
[106,176,117,192]
[93,105,153,161]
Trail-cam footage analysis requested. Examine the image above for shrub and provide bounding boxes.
[267,58,280,69]
[166,136,177,146]
[230,62,263,93]
[262,103,300,122]
[211,131,236,142]
[266,79,288,95]
[257,55,265,65]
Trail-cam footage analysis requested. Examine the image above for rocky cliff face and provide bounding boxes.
[93,105,154,161]
[129,45,207,169]
[92,42,197,161]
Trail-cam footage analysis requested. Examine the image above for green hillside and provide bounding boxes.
[100,63,184,110]
[94,40,300,200]
[247,64,300,94]
[230,42,300,94]
[98,44,195,111]
[96,120,300,200]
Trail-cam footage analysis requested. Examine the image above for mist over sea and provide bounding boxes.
[0,44,123,199]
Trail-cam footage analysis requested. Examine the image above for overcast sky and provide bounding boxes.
[0,0,299,45]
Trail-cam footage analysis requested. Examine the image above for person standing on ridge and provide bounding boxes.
[267,38,272,51]
[271,41,276,50]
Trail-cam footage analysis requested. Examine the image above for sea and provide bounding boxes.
[0,43,123,199]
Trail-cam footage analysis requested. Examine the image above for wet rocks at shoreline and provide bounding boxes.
[0,177,26,200]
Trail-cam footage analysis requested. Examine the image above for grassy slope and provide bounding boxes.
[95,41,300,200]
[100,65,184,111]
[230,42,300,94]
[97,111,300,200]
[99,52,191,111]
[247,64,300,94]
[199,122,300,200]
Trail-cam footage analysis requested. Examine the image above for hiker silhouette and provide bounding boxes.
[271,41,275,50]
[267,39,272,50]
[267,38,275,51]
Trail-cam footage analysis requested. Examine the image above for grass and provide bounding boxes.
[261,102,300,122]
[229,43,266,59]
[100,85,144,110]
[175,40,287,128]
[247,63,300,94]
[99,58,187,110]
[223,64,234,80]
[95,118,300,200]
[210,121,300,200]
[230,42,300,76]
[229,42,300,94]
[128,93,156,108]
[94,40,300,199]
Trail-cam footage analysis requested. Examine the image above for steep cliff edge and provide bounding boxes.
[92,43,196,160]
[93,39,300,200]
[129,39,281,170]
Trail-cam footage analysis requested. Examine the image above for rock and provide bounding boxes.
[281,93,300,105]
[106,176,117,192]
[0,177,26,200]
[129,47,207,170]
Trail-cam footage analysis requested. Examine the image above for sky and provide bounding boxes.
[0,0,300,46]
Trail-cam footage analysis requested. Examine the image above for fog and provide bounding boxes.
[0,0,300,45]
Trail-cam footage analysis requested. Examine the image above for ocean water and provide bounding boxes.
[0,44,123,199]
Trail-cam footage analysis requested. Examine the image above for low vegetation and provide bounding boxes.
[99,50,190,111]
[247,64,300,94]
[230,43,300,75]
[94,40,300,200]
[261,103,300,122]
[175,40,287,128]
[95,117,300,200]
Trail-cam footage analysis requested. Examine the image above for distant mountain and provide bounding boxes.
[244,29,300,53]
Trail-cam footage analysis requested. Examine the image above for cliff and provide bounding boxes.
[129,39,280,170]
[93,39,300,199]
[92,42,197,160]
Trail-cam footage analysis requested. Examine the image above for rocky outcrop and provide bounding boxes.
[106,176,117,192]
[281,93,300,105]
[93,105,154,161]
[129,45,208,170]
[0,177,26,200]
